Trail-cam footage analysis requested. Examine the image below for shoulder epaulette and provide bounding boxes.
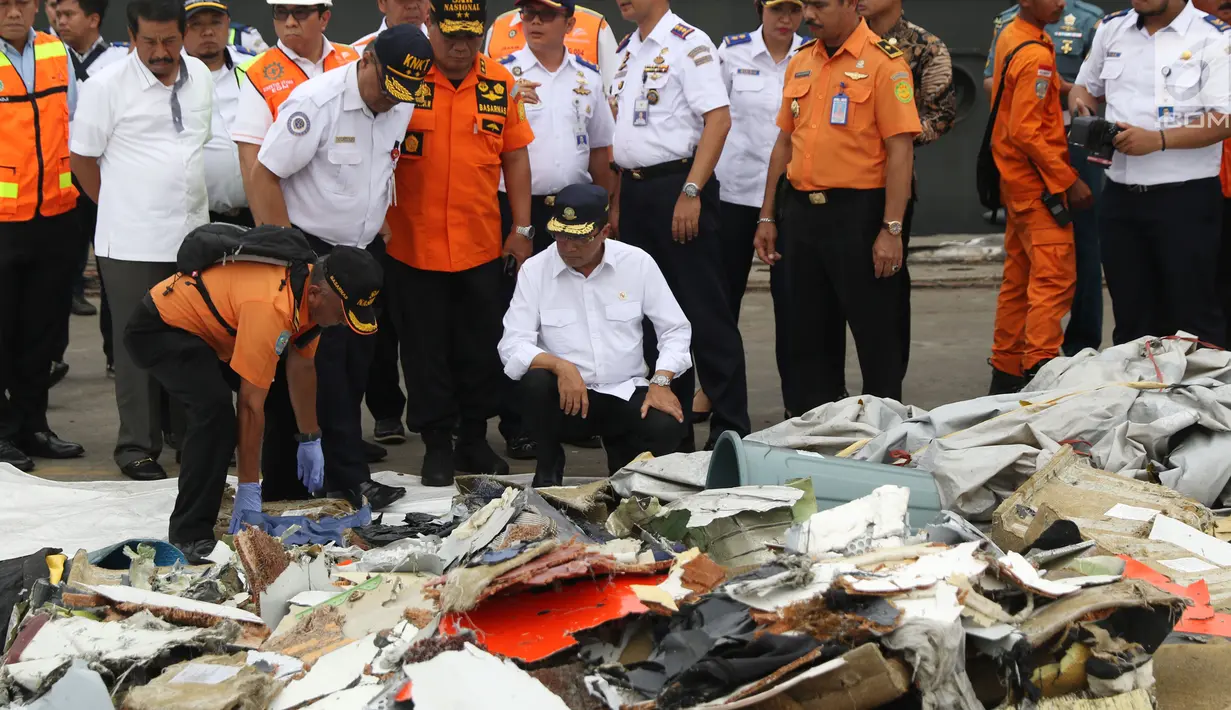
[670,23,695,40]
[1101,8,1131,22]
[799,37,818,49]
[617,32,631,53]
[233,45,256,57]
[479,56,488,75]
[499,54,516,65]
[1205,14,1231,32]
[111,41,129,48]
[875,38,903,58]
[723,33,751,47]
[575,56,600,73]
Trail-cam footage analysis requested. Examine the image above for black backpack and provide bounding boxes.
[166,223,321,346]
[976,40,1046,216]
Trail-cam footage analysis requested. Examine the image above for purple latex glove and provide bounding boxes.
[229,482,262,534]
[297,439,325,494]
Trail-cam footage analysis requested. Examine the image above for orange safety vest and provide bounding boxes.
[486,5,607,66]
[244,42,358,119]
[0,32,78,223]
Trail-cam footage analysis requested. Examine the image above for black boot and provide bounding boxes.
[455,419,510,476]
[421,429,454,488]
[988,365,1026,396]
[1022,358,1054,387]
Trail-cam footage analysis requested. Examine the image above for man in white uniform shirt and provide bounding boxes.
[352,0,430,52]
[245,24,432,511]
[56,0,126,78]
[1070,0,1231,347]
[182,0,256,226]
[71,0,213,482]
[500,184,690,487]
[609,0,748,452]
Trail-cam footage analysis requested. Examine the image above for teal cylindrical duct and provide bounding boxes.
[705,431,945,528]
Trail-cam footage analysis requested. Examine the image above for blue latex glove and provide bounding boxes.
[297,439,325,494]
[229,482,262,535]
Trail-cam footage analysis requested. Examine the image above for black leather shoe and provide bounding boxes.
[422,431,455,487]
[49,361,69,388]
[373,419,407,445]
[105,363,115,379]
[1023,359,1054,385]
[71,294,98,316]
[566,434,603,450]
[455,439,510,476]
[988,365,1027,396]
[121,457,167,481]
[363,440,388,463]
[22,431,84,459]
[504,434,536,460]
[531,457,565,489]
[0,440,34,472]
[174,539,216,565]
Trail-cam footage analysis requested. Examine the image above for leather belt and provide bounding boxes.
[616,158,693,181]
[1118,179,1196,193]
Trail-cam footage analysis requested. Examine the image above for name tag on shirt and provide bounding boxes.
[830,92,849,125]
[575,123,589,148]
[633,97,650,126]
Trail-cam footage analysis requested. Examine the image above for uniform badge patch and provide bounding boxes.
[287,111,311,136]
[413,82,435,110]
[263,62,285,81]
[894,80,913,104]
[670,23,695,39]
[647,89,659,105]
[481,118,504,135]
[1035,78,1048,99]
[403,131,424,156]
[275,330,290,356]
[513,66,522,76]
[791,98,800,118]
[477,80,509,116]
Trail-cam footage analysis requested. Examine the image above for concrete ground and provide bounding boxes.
[40,274,1114,484]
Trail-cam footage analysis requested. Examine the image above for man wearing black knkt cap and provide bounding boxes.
[500,183,691,486]
[247,24,433,512]
[126,244,383,561]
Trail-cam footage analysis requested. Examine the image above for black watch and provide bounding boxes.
[295,430,321,443]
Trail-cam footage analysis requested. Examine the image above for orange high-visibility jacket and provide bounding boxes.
[244,43,358,119]
[0,32,78,223]
[486,5,607,66]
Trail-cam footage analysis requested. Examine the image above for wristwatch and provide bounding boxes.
[883,220,903,237]
[649,374,673,387]
[681,182,700,198]
[294,430,321,443]
[515,225,535,240]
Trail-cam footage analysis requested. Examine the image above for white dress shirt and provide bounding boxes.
[1075,3,1231,186]
[71,53,213,262]
[497,48,615,196]
[200,46,254,213]
[69,36,127,79]
[257,62,413,247]
[500,239,692,401]
[715,27,802,207]
[231,37,345,146]
[610,11,729,169]
[484,13,620,90]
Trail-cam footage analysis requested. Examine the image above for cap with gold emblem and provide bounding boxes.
[373,24,434,104]
[433,0,487,37]
[546,183,610,239]
[321,246,384,335]
[758,0,803,6]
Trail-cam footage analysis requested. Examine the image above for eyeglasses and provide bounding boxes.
[519,6,565,23]
[272,5,322,21]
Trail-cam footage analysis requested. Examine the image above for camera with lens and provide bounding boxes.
[1068,115,1121,167]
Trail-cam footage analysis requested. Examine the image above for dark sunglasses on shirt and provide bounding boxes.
[272,5,325,21]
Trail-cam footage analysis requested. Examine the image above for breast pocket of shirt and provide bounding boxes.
[186,105,212,137]
[1099,60,1125,101]
[401,110,434,163]
[324,148,363,196]
[782,79,811,128]
[730,73,769,120]
[844,82,875,135]
[604,300,643,341]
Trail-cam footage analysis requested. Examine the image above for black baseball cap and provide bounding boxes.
[374,24,434,104]
[546,183,610,239]
[433,0,487,37]
[322,247,383,335]
[184,0,230,18]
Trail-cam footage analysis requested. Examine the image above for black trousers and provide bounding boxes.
[55,195,112,365]
[208,208,256,229]
[0,212,82,440]
[781,186,904,413]
[618,171,751,442]
[716,201,759,323]
[385,256,505,433]
[261,234,374,499]
[496,192,556,439]
[521,369,684,486]
[1101,178,1224,347]
[125,298,235,544]
[363,237,407,424]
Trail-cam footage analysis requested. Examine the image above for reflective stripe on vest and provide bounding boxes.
[486,6,606,66]
[244,43,358,119]
[0,32,78,222]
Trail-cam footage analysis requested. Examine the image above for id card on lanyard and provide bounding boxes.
[830,82,849,126]
[634,71,651,126]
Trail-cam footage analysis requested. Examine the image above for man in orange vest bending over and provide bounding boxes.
[0,0,86,471]
[231,0,357,196]
[485,1,618,90]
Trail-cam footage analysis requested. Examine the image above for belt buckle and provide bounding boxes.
[631,169,644,180]
[1128,185,1147,193]
[808,191,827,205]
[544,195,556,206]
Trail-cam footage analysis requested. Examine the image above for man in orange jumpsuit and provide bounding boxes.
[987,0,1092,395]
[384,0,535,487]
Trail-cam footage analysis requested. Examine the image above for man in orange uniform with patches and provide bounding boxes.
[986,0,1092,395]
[754,0,920,412]
[385,0,535,487]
